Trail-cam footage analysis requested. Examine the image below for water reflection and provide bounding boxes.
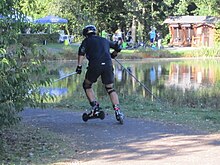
[46,59,220,101]
[40,87,68,96]
[115,65,123,82]
[165,61,218,92]
[149,66,156,84]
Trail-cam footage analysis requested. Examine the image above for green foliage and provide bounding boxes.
[38,43,78,60]
[163,85,220,109]
[215,23,220,43]
[163,33,171,45]
[190,46,220,57]
[0,0,52,130]
[0,51,51,129]
[14,0,220,45]
[8,0,217,46]
[18,33,60,46]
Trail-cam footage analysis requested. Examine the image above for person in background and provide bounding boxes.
[75,25,124,123]
[157,32,162,49]
[112,32,118,42]
[101,29,107,38]
[115,28,123,44]
[149,26,156,47]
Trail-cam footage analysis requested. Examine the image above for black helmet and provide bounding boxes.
[83,25,96,37]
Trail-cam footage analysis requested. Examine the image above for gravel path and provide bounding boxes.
[21,108,220,165]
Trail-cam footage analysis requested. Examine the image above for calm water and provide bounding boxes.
[44,58,220,101]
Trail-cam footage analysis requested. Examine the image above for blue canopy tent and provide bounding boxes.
[0,14,4,19]
[34,15,68,33]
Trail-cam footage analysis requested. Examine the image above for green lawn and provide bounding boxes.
[40,43,220,60]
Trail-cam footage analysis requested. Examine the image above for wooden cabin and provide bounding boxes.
[164,16,220,47]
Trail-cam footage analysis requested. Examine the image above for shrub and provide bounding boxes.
[0,47,51,130]
[18,33,60,46]
[0,9,52,131]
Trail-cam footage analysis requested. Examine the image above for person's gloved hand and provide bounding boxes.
[111,50,118,59]
[76,65,82,74]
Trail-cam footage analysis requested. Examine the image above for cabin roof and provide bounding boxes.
[164,16,220,24]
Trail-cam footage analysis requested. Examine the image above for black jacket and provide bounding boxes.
[78,35,121,67]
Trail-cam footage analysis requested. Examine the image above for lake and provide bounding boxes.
[44,58,220,107]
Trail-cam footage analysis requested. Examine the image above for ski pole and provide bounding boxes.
[54,71,77,82]
[114,58,161,103]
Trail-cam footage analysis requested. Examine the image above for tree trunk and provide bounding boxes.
[151,0,154,20]
[131,16,136,45]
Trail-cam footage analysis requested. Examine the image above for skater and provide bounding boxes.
[75,25,124,124]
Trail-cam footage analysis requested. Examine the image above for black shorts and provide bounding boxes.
[150,38,154,43]
[85,64,114,84]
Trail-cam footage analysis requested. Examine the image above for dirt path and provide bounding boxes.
[21,108,220,165]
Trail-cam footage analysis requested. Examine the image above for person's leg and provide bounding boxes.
[102,66,124,120]
[158,39,161,49]
[83,79,99,110]
[150,38,153,46]
[105,83,124,122]
[83,65,101,111]
[83,79,95,102]
[105,83,120,110]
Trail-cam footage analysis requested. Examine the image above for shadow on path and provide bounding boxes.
[21,108,220,165]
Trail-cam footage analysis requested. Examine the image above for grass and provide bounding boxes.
[37,43,79,60]
[27,43,220,63]
[36,43,189,60]
[50,92,220,133]
[0,124,81,165]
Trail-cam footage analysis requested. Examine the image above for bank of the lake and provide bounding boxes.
[39,43,220,61]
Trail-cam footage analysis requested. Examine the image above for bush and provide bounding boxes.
[0,15,52,131]
[0,49,51,129]
[18,33,60,46]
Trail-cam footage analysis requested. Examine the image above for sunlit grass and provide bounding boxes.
[162,85,220,109]
[39,43,220,60]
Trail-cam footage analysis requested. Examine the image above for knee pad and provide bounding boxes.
[83,81,92,90]
[105,85,115,95]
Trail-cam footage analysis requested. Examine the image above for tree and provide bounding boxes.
[15,0,220,44]
[0,0,50,130]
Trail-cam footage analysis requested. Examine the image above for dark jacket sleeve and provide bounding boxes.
[78,40,86,56]
[109,41,122,52]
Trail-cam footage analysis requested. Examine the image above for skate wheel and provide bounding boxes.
[99,111,105,120]
[115,111,124,125]
[82,113,89,122]
[115,111,120,121]
[119,115,124,125]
